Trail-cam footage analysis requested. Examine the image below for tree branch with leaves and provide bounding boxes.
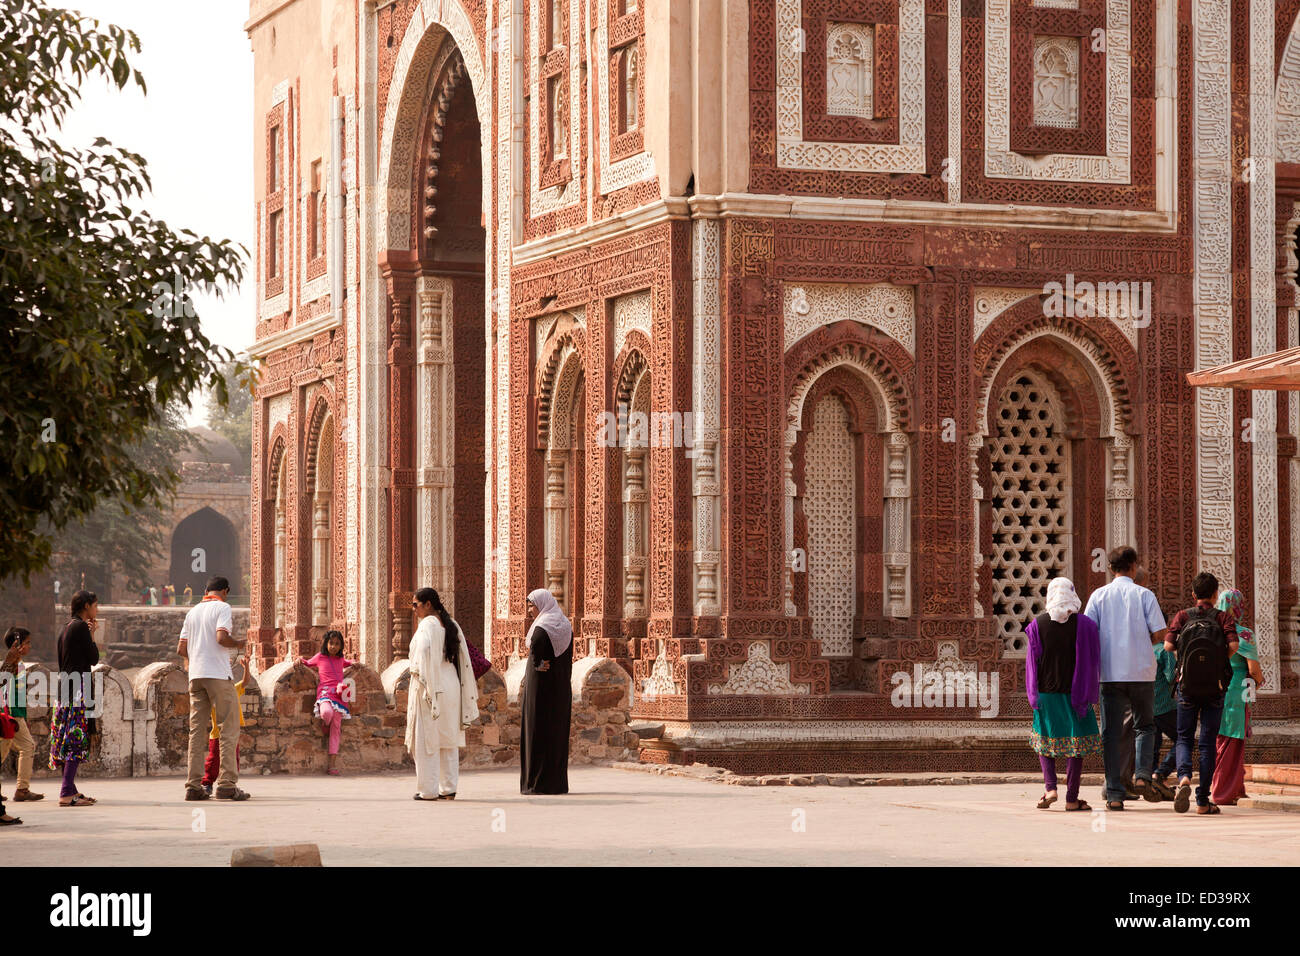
[0,0,247,582]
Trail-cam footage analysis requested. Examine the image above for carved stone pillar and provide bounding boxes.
[273,505,286,631]
[623,445,647,619]
[968,434,984,619]
[883,431,911,618]
[311,496,330,626]
[544,453,567,607]
[385,266,418,659]
[1105,434,1135,550]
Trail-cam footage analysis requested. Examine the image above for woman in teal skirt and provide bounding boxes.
[1210,589,1263,805]
[1026,577,1103,811]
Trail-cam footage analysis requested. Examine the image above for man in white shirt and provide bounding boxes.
[176,576,250,801]
[1083,546,1168,810]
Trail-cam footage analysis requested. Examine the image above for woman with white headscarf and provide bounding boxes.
[519,587,573,794]
[1024,577,1102,812]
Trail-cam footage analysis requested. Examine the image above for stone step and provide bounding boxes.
[1249,782,1300,796]
[1236,794,1300,813]
[1245,763,1300,787]
[628,721,665,739]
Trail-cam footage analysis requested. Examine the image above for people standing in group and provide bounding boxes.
[1,627,44,803]
[1210,588,1262,807]
[1082,546,1168,810]
[50,591,100,807]
[298,630,357,776]
[200,655,248,796]
[406,588,479,800]
[1164,572,1238,815]
[519,587,573,795]
[178,576,250,802]
[1025,578,1102,812]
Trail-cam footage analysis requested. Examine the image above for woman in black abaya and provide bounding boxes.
[519,587,573,794]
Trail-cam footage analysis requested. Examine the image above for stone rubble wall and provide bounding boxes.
[0,655,635,780]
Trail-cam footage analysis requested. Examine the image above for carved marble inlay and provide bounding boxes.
[826,23,873,119]
[988,371,1071,654]
[984,0,1132,183]
[775,0,926,172]
[972,287,1036,342]
[1032,36,1080,129]
[707,642,810,695]
[804,397,856,657]
[783,282,915,355]
[613,291,652,357]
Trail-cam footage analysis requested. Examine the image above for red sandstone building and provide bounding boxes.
[245,0,1300,770]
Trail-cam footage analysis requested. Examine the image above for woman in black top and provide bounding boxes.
[50,590,100,806]
[519,588,573,795]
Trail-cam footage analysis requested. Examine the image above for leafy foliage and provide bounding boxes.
[0,0,247,582]
[205,360,255,475]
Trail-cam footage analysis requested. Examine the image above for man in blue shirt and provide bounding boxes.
[1083,546,1168,810]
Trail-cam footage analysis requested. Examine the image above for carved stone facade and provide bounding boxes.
[244,0,1300,773]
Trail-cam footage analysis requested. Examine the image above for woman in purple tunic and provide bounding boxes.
[1026,577,1103,811]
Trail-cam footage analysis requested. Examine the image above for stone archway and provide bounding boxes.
[369,6,495,666]
[169,507,241,604]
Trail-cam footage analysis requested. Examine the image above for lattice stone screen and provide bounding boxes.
[989,372,1071,653]
[805,396,856,657]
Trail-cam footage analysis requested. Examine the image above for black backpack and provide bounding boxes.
[1175,606,1232,703]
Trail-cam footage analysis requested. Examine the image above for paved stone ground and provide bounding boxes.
[5,767,1299,866]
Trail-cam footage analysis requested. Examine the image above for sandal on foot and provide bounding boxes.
[59,795,95,807]
[1037,792,1058,809]
[1174,783,1192,814]
[1135,778,1162,803]
[0,816,22,826]
[1196,802,1221,815]
[12,789,44,802]
[413,793,438,801]
[1066,800,1091,812]
[1106,801,1125,811]
[438,792,456,801]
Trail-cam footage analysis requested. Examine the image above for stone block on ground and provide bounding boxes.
[230,843,323,867]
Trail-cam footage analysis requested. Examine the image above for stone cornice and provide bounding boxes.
[247,311,341,359]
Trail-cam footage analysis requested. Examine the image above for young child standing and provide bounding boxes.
[298,631,355,775]
[1,627,44,803]
[201,656,248,796]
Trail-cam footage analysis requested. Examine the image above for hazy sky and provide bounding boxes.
[61,1,254,423]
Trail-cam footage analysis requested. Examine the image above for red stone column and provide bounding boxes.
[383,262,418,659]
[647,221,696,652]
[680,219,827,710]
[248,396,277,667]
[581,295,622,662]
[1276,164,1300,693]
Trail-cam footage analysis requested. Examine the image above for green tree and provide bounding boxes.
[0,0,246,582]
[205,360,254,475]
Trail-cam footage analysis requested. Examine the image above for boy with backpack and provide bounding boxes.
[1163,572,1238,815]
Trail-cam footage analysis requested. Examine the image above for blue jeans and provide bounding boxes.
[1099,682,1156,803]
[1151,709,1178,779]
[1175,691,1223,806]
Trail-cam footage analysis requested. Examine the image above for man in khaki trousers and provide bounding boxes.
[177,576,250,801]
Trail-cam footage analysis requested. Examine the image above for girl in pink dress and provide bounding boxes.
[297,630,356,775]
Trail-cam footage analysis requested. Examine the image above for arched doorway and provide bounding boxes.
[169,507,241,604]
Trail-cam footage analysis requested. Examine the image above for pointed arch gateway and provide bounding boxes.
[369,6,494,667]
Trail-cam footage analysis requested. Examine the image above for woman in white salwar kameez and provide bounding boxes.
[406,587,479,800]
